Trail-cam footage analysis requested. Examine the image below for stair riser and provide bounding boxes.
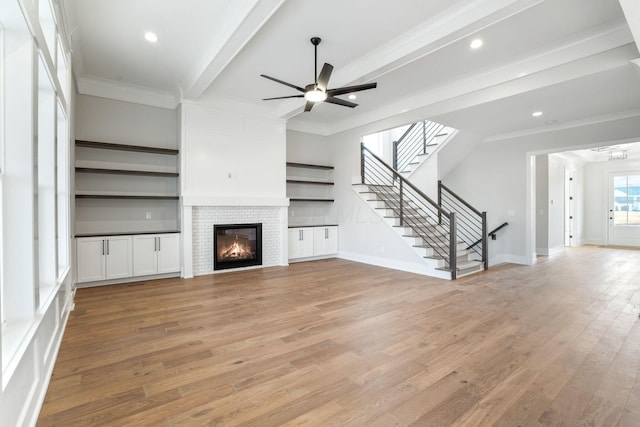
[384,217,401,227]
[402,236,423,246]
[367,200,387,209]
[413,247,434,258]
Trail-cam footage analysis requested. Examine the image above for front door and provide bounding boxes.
[608,172,640,247]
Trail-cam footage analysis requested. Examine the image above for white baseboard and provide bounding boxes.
[338,251,451,280]
[536,245,565,257]
[489,253,532,266]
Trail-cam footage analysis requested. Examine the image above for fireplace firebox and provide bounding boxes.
[213,223,262,271]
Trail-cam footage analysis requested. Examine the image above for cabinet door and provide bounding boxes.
[157,233,180,274]
[314,226,338,256]
[133,235,157,276]
[105,236,133,279]
[288,229,301,259]
[288,228,314,259]
[76,237,106,282]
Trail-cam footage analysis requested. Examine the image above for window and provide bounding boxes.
[613,175,640,225]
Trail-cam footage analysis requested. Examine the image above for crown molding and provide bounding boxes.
[77,77,179,109]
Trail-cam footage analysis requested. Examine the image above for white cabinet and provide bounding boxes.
[76,236,132,282]
[288,226,338,260]
[288,227,314,259]
[133,233,180,276]
[314,226,338,256]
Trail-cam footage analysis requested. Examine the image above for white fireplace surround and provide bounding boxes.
[187,205,288,277]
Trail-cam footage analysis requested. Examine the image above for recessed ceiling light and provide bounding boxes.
[348,94,357,100]
[532,111,543,117]
[470,39,483,49]
[144,32,158,43]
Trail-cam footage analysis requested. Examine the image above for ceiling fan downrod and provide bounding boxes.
[311,37,321,84]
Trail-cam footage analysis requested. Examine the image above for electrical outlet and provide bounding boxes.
[146,212,152,219]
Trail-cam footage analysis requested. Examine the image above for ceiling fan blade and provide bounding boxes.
[304,100,315,112]
[325,96,358,108]
[260,74,306,93]
[327,82,377,97]
[316,63,333,92]
[263,95,305,100]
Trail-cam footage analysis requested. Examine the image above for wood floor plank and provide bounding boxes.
[37,247,640,426]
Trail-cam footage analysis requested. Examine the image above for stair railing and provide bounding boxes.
[393,120,446,173]
[362,144,458,278]
[438,181,488,271]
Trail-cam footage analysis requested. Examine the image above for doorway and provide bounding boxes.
[608,172,640,247]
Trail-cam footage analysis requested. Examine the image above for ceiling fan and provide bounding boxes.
[260,37,377,112]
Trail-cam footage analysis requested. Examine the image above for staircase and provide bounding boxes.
[393,120,453,178]
[355,143,487,280]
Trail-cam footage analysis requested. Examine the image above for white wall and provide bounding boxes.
[535,154,549,253]
[75,95,178,149]
[180,101,288,278]
[444,115,640,264]
[547,155,566,251]
[180,101,286,203]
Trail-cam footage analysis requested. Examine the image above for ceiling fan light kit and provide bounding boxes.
[261,37,377,112]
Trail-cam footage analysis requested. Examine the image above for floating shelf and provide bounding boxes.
[286,162,334,170]
[76,194,179,200]
[76,140,179,155]
[289,198,335,202]
[75,167,179,177]
[286,179,334,186]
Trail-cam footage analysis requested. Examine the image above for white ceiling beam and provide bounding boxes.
[619,0,640,48]
[276,0,545,120]
[287,23,635,136]
[181,0,286,101]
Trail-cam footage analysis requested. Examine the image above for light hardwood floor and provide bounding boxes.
[38,246,640,426]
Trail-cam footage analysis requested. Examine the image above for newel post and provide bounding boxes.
[482,211,488,270]
[360,143,365,184]
[449,212,457,280]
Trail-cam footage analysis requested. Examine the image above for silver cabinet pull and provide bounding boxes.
[325,228,328,239]
[158,237,161,251]
[299,230,303,240]
[106,239,110,255]
[102,239,105,255]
